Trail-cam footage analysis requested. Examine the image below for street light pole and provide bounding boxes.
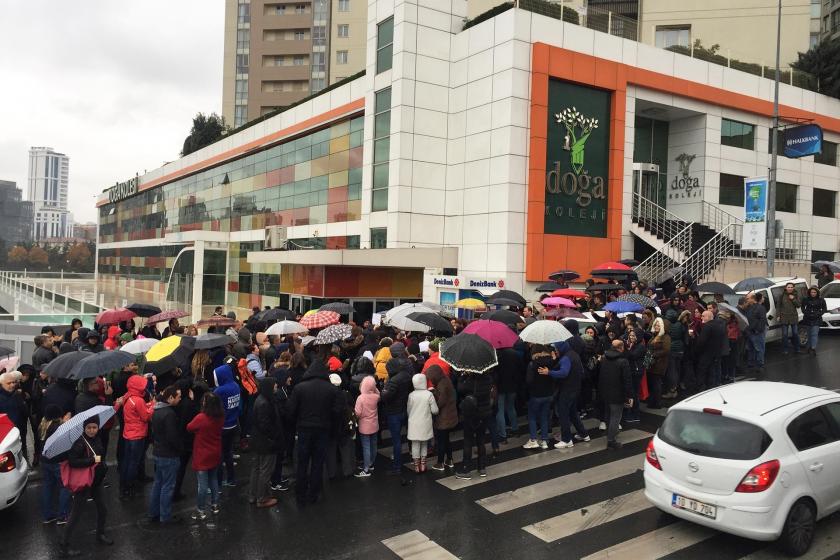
[766,0,782,277]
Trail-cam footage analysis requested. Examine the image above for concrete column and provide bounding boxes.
[81,290,87,314]
[52,283,56,309]
[191,241,205,325]
[64,287,70,313]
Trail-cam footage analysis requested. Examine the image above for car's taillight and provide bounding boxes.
[646,439,662,470]
[0,451,15,473]
[735,460,780,493]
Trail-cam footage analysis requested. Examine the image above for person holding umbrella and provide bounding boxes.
[38,404,71,525]
[455,367,494,479]
[58,417,113,557]
[801,286,827,355]
[815,263,834,288]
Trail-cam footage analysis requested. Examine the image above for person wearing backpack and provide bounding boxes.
[406,373,438,474]
[353,375,379,477]
[249,377,282,509]
[213,362,241,487]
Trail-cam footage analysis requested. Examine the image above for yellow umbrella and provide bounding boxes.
[145,335,190,362]
[455,298,487,310]
[303,308,320,317]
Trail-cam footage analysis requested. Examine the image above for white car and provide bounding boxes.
[819,281,840,330]
[644,382,840,556]
[0,414,29,511]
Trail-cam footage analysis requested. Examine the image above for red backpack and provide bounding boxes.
[237,358,258,395]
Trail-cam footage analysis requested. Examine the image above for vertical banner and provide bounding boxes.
[743,176,768,251]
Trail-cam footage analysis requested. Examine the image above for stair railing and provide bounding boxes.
[678,223,740,284]
[631,191,693,243]
[634,223,693,283]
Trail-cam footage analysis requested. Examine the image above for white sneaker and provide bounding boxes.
[619,424,623,430]
[539,440,548,450]
[598,422,607,431]
[554,440,574,449]
[522,439,540,449]
[573,434,591,443]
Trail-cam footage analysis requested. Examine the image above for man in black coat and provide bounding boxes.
[695,310,726,391]
[42,378,77,416]
[380,353,413,475]
[494,346,524,439]
[286,358,342,506]
[455,370,494,479]
[597,340,633,449]
[148,386,183,524]
[32,334,56,372]
[249,377,281,508]
[232,327,252,360]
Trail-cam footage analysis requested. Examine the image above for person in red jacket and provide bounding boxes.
[186,393,225,519]
[421,339,451,378]
[114,375,153,499]
[103,325,122,351]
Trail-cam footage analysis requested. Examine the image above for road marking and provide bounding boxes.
[739,514,840,559]
[437,430,651,490]
[580,521,716,560]
[382,530,458,560]
[523,489,652,543]
[640,404,668,417]
[477,454,644,514]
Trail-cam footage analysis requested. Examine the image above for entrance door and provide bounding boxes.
[351,300,374,326]
[633,163,662,206]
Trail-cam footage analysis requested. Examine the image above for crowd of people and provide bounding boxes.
[0,277,829,557]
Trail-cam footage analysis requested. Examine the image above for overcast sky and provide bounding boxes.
[0,0,224,224]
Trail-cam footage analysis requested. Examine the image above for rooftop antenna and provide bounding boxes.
[717,390,728,405]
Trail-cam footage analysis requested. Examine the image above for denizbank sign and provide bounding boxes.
[107,175,139,203]
[545,80,611,238]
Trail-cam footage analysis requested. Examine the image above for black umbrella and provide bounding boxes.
[42,351,88,378]
[194,333,235,350]
[656,267,684,284]
[482,309,522,327]
[733,277,774,292]
[69,351,136,380]
[812,261,840,273]
[487,298,522,307]
[586,283,625,292]
[319,302,355,314]
[619,259,640,266]
[548,270,580,282]
[696,282,735,295]
[0,345,14,359]
[488,290,526,306]
[405,312,453,334]
[125,303,163,318]
[255,308,297,322]
[718,302,749,331]
[535,281,564,292]
[439,333,498,374]
[617,294,657,308]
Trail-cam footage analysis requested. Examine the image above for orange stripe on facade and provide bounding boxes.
[96,98,365,207]
[527,43,840,281]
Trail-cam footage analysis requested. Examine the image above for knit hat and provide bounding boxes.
[385,358,402,377]
[120,332,134,343]
[362,350,374,361]
[329,373,342,386]
[389,341,407,358]
[44,404,62,421]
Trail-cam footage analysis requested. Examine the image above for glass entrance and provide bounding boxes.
[351,300,374,326]
[633,164,662,206]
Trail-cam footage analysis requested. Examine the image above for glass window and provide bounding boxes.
[376,17,394,74]
[275,5,286,14]
[815,141,838,166]
[295,4,306,13]
[776,182,797,213]
[787,407,838,451]
[654,25,690,48]
[370,228,387,249]
[813,188,836,218]
[721,118,755,150]
[372,87,391,211]
[337,24,349,37]
[294,30,305,40]
[337,50,348,64]
[824,403,840,433]
[338,0,350,11]
[294,55,306,66]
[719,173,745,207]
[659,410,772,460]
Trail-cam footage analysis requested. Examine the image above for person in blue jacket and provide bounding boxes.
[540,341,590,449]
[213,362,241,487]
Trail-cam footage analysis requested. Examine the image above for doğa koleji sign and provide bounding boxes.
[107,175,139,203]
[544,79,611,238]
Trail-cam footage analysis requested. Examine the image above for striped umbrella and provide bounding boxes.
[617,293,657,309]
[42,405,116,459]
[299,310,340,330]
[147,310,190,324]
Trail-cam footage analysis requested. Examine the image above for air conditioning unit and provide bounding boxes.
[264,226,288,250]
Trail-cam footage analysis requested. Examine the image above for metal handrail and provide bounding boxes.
[634,223,693,283]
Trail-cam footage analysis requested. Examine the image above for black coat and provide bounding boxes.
[526,353,556,399]
[0,389,25,428]
[251,378,283,454]
[286,361,342,431]
[801,296,827,326]
[151,403,183,458]
[42,380,77,416]
[597,350,632,405]
[74,390,101,415]
[32,346,55,372]
[495,347,525,394]
[380,365,413,417]
[746,303,767,334]
[556,347,584,396]
[68,433,107,488]
[696,318,726,362]
[458,371,494,420]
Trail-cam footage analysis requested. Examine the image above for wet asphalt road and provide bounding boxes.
[3,333,840,560]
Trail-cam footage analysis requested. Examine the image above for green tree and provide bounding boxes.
[181,112,229,156]
[793,37,840,99]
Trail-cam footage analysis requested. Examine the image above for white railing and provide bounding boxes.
[631,191,693,246]
[0,271,104,317]
[634,223,692,284]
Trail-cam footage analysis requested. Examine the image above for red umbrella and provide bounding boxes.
[591,261,636,278]
[550,288,587,299]
[299,310,340,330]
[147,310,190,324]
[462,319,519,349]
[95,307,136,326]
[540,296,577,308]
[196,316,237,328]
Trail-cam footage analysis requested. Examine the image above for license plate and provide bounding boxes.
[672,493,717,519]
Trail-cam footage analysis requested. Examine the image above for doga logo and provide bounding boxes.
[670,153,700,198]
[545,106,606,208]
[557,107,599,175]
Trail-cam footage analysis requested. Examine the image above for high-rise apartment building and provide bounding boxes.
[823,0,840,42]
[0,180,33,245]
[222,0,367,128]
[27,147,72,241]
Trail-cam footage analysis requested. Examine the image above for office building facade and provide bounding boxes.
[0,180,33,245]
[27,147,72,241]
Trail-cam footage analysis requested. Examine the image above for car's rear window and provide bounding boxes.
[659,410,772,460]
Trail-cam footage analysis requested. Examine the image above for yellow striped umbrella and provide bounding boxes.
[454,298,487,311]
[145,335,191,362]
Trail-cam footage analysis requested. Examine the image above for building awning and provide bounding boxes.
[247,247,458,269]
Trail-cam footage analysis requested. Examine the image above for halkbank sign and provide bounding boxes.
[544,80,611,238]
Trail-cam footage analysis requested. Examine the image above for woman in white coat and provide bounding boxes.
[406,373,438,474]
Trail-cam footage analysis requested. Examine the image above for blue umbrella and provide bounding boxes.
[42,405,116,459]
[604,301,644,313]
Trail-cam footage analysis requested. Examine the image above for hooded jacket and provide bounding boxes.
[118,375,153,440]
[232,327,252,360]
[494,347,525,394]
[186,411,224,471]
[151,400,183,458]
[801,294,827,326]
[251,377,283,454]
[380,358,413,416]
[561,320,586,355]
[458,371,494,420]
[550,340,583,396]
[353,376,380,435]
[104,325,122,351]
[406,373,438,441]
[213,365,241,430]
[286,360,342,431]
[426,365,457,430]
[598,349,633,405]
[665,309,687,354]
[373,346,392,381]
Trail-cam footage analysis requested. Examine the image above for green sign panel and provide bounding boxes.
[544,79,611,237]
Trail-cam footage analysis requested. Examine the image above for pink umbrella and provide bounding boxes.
[462,319,519,349]
[540,297,577,308]
[147,310,190,324]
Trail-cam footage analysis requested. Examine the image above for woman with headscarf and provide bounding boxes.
[647,317,671,409]
[816,264,834,289]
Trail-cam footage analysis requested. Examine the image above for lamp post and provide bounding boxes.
[766,0,782,277]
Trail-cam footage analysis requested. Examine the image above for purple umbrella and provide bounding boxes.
[462,320,519,349]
